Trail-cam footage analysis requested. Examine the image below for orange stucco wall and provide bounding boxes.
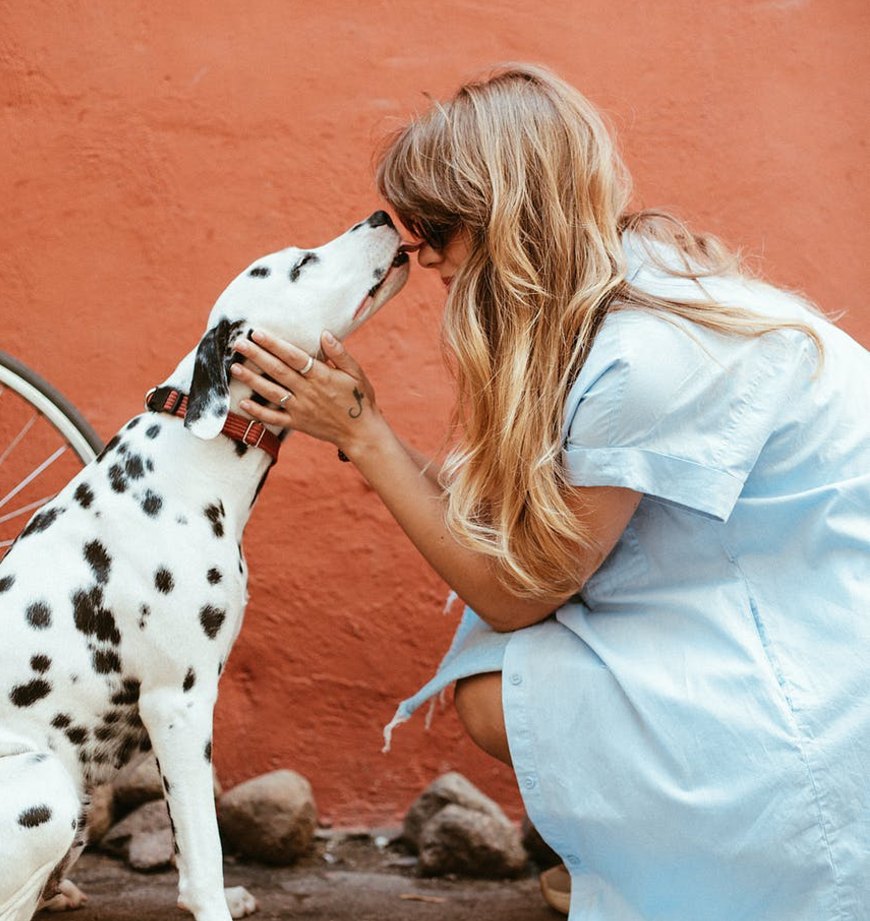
[1,1,867,825]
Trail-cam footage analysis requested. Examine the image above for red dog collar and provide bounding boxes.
[145,387,281,463]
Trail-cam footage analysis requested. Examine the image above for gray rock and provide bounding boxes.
[112,753,164,814]
[417,803,527,878]
[402,771,508,849]
[218,769,316,865]
[128,828,175,871]
[101,799,174,871]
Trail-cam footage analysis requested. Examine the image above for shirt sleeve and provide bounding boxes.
[562,310,806,521]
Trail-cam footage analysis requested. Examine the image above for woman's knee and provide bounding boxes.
[454,672,511,765]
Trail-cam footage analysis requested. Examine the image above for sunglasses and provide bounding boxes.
[410,217,460,252]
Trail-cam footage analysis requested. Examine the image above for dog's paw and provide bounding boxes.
[225,886,258,918]
[41,879,89,912]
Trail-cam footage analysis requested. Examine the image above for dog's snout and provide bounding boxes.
[367,210,394,230]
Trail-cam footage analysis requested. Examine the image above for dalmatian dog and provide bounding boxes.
[0,210,411,921]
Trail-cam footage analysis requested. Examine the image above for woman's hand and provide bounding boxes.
[231,329,384,457]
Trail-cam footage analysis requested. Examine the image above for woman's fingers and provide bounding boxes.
[234,333,318,383]
[237,399,289,428]
[320,330,361,377]
[230,361,293,405]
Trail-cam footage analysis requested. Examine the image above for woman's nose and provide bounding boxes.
[416,243,442,268]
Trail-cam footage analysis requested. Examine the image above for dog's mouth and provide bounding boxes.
[352,244,414,322]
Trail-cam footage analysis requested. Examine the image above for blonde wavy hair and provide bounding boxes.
[376,63,822,600]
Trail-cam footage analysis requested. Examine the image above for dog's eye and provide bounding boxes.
[289,252,319,283]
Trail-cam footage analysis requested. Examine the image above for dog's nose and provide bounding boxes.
[367,210,394,229]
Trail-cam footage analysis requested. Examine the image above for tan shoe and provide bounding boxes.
[539,864,571,914]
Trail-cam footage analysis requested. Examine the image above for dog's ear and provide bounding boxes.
[185,318,240,439]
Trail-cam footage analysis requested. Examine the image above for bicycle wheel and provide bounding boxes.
[0,350,103,559]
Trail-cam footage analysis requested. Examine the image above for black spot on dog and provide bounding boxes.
[146,423,161,439]
[108,464,128,493]
[204,503,224,538]
[96,435,120,463]
[163,775,171,794]
[65,726,88,745]
[248,265,270,277]
[20,506,64,540]
[204,739,212,762]
[0,574,15,593]
[52,713,72,729]
[115,734,141,768]
[26,601,52,629]
[234,441,249,457]
[73,483,95,509]
[218,659,224,676]
[30,654,51,673]
[155,568,174,594]
[93,649,122,674]
[126,417,141,430]
[111,679,140,706]
[138,604,150,629]
[166,800,179,854]
[183,668,196,692]
[72,589,120,644]
[139,735,152,752]
[95,724,116,742]
[141,491,163,517]
[84,540,112,584]
[289,252,319,282]
[176,515,188,526]
[10,679,51,707]
[199,605,225,639]
[124,454,145,480]
[206,567,222,585]
[18,805,52,828]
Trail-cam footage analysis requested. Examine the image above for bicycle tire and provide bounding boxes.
[0,350,103,462]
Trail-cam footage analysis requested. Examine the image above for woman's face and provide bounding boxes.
[413,230,472,291]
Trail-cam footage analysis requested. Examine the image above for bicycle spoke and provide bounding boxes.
[0,445,67,511]
[0,411,38,469]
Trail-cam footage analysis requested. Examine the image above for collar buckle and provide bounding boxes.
[242,420,265,449]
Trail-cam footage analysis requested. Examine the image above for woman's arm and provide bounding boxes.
[232,330,640,632]
[395,437,443,485]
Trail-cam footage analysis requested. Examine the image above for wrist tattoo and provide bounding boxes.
[348,386,364,418]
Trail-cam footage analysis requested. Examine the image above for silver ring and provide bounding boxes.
[298,354,315,376]
[278,392,292,406]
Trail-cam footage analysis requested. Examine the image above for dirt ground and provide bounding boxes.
[46,832,559,921]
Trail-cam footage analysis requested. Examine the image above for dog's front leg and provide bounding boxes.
[139,689,257,921]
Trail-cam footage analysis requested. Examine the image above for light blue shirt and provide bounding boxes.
[386,239,870,920]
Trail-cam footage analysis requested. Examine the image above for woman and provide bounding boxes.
[231,64,870,919]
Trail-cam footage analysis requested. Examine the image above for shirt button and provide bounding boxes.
[509,673,523,686]
[565,854,580,867]
[523,775,537,790]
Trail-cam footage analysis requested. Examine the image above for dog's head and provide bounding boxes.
[185,211,410,439]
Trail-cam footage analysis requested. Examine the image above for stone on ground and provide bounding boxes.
[218,769,317,865]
